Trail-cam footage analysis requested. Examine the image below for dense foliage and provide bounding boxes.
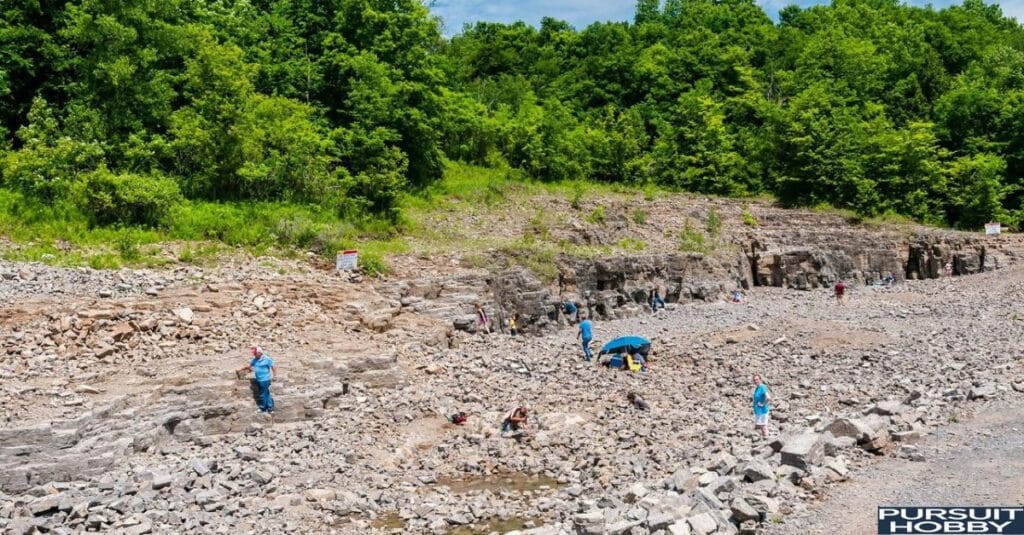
[1,0,1023,231]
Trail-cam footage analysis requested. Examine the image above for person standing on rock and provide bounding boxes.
[752,374,770,438]
[509,313,519,338]
[834,280,846,306]
[577,315,594,361]
[237,346,276,414]
[944,261,953,277]
[475,303,491,334]
[649,289,666,312]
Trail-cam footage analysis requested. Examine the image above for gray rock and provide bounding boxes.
[780,432,824,470]
[968,384,998,400]
[686,512,717,535]
[741,460,773,483]
[730,498,759,523]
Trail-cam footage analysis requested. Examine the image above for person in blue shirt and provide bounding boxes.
[752,374,770,438]
[577,316,593,361]
[237,346,276,413]
[562,301,578,324]
[649,288,666,312]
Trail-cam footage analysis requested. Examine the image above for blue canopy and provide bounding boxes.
[600,335,651,355]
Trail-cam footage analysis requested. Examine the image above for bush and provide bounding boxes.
[632,207,647,225]
[81,168,182,227]
[587,205,607,224]
[741,207,758,227]
[679,220,709,253]
[116,231,140,261]
[706,207,722,237]
[570,183,585,210]
[359,251,389,276]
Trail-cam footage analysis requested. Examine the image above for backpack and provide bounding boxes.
[450,412,467,425]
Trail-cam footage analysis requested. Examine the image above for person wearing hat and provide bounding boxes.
[237,346,276,413]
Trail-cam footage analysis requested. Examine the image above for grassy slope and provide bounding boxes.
[0,161,920,274]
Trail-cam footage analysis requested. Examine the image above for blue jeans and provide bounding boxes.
[582,338,593,361]
[651,297,665,311]
[257,380,274,412]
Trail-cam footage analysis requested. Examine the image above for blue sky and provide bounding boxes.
[429,0,1024,35]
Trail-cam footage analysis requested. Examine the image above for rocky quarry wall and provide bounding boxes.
[389,228,1024,335]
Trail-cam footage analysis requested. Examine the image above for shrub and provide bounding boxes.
[359,251,389,276]
[632,207,647,225]
[587,205,607,225]
[570,183,585,210]
[116,231,140,261]
[81,168,182,227]
[706,207,722,237]
[741,207,758,227]
[679,220,708,253]
[527,209,550,240]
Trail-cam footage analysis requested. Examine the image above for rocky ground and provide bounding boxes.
[766,400,1024,535]
[2,245,1024,535]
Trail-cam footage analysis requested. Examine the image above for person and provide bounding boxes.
[626,392,649,411]
[237,346,276,414]
[944,261,953,277]
[834,280,845,306]
[649,289,666,312]
[577,316,594,361]
[884,273,895,289]
[752,374,770,438]
[509,313,519,338]
[562,301,578,323]
[475,303,491,334]
[501,405,529,433]
[731,289,743,303]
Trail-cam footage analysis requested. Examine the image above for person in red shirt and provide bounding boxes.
[834,280,846,305]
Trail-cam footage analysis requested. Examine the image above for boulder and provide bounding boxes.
[780,432,824,470]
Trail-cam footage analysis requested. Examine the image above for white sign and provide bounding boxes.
[985,222,1001,235]
[336,250,358,271]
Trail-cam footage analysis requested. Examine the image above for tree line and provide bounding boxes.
[1,0,1022,230]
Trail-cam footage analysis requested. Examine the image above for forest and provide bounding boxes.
[2,0,1023,234]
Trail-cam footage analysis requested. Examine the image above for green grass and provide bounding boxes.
[617,236,647,251]
[0,187,399,271]
[741,206,758,227]
[0,161,720,272]
[679,219,710,254]
[632,207,647,225]
[586,205,607,225]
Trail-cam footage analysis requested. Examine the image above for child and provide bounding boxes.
[509,313,519,337]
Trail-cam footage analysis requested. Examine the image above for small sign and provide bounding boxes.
[985,222,1001,235]
[336,250,358,271]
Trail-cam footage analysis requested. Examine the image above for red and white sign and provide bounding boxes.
[336,250,358,271]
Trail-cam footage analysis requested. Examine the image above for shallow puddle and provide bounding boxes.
[369,512,406,530]
[448,516,545,534]
[436,473,562,494]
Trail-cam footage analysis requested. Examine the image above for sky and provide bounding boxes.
[429,0,1024,35]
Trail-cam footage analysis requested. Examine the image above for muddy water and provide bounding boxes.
[436,473,563,494]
